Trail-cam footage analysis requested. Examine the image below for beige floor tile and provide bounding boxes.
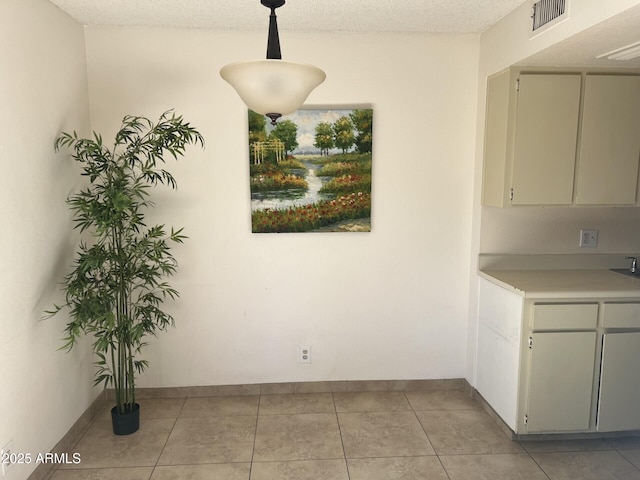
[620,450,640,469]
[181,396,259,417]
[157,416,256,465]
[138,398,186,419]
[416,409,523,455]
[520,438,614,453]
[58,419,174,469]
[347,456,448,480]
[440,454,549,480]
[342,380,410,392]
[97,399,186,421]
[250,459,349,480]
[182,384,261,397]
[50,467,154,480]
[405,390,479,411]
[260,382,335,395]
[606,436,640,450]
[339,411,435,458]
[531,450,640,480]
[49,391,640,480]
[333,391,411,413]
[259,393,335,415]
[253,413,344,461]
[151,463,251,479]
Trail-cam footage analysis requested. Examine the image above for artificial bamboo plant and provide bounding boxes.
[47,111,204,415]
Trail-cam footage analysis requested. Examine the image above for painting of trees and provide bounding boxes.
[314,122,334,156]
[350,109,373,153]
[248,108,373,233]
[270,119,299,156]
[333,116,355,154]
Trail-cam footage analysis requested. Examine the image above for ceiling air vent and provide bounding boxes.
[531,0,566,32]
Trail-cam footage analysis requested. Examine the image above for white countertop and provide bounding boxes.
[479,269,640,299]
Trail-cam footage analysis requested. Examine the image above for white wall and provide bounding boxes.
[0,0,96,477]
[83,27,479,387]
[466,0,640,383]
[481,207,640,253]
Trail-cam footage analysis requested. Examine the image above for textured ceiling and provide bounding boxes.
[516,4,640,68]
[47,0,530,34]
[47,0,640,68]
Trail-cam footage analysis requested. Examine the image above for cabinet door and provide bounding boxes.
[482,70,512,207]
[576,76,640,205]
[526,331,596,432]
[597,332,640,431]
[511,74,581,205]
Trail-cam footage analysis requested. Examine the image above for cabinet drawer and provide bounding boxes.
[602,303,640,328]
[533,304,598,330]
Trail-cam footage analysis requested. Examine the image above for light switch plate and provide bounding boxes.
[579,229,598,248]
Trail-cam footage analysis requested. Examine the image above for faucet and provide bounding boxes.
[626,256,637,273]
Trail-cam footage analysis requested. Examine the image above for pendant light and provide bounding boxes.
[220,0,326,125]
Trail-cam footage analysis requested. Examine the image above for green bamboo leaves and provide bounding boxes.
[47,111,203,414]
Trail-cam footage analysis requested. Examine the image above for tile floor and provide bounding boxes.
[45,389,640,480]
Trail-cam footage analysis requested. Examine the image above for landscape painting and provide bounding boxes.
[249,107,373,233]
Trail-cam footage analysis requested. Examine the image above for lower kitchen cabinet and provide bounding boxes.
[597,332,640,431]
[526,331,596,432]
[477,276,640,436]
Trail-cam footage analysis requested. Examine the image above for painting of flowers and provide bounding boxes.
[249,107,373,233]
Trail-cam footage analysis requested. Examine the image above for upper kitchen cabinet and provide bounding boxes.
[481,68,640,207]
[575,75,640,205]
[512,74,581,206]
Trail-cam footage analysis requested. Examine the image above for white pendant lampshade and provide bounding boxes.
[220,0,326,125]
[220,60,325,122]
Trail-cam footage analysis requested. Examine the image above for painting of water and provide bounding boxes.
[249,107,373,233]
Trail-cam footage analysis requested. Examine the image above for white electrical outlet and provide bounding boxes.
[1,440,14,476]
[299,345,311,363]
[579,229,598,248]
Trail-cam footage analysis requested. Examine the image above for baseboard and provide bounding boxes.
[28,390,107,480]
[467,386,518,440]
[120,378,467,399]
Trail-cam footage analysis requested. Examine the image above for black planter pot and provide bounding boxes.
[111,403,140,435]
